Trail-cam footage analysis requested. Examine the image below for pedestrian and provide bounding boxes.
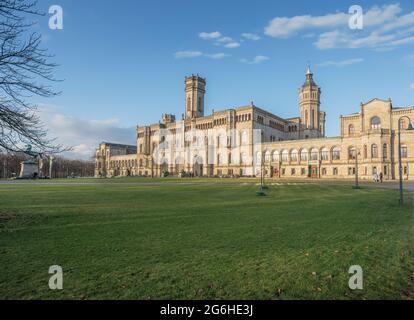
[380,172,383,183]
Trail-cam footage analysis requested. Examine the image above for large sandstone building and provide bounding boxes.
[95,68,414,181]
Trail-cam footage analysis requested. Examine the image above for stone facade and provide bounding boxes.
[95,69,414,181]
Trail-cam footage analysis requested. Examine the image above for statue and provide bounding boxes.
[23,145,43,158]
[19,145,45,179]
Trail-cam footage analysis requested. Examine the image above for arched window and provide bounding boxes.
[349,147,356,160]
[265,151,271,162]
[332,147,341,160]
[382,144,387,160]
[282,150,289,162]
[291,149,298,162]
[371,144,378,158]
[348,124,355,135]
[305,110,308,126]
[311,148,319,161]
[321,148,329,161]
[300,149,308,161]
[371,117,381,130]
[272,151,280,162]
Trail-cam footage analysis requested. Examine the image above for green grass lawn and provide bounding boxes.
[0,181,413,300]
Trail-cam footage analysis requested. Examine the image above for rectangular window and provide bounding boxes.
[402,146,408,158]
[333,168,338,176]
[291,168,296,175]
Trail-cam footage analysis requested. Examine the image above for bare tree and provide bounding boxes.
[0,0,66,153]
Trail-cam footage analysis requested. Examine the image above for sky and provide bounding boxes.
[33,0,414,159]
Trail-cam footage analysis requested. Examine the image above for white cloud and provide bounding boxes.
[318,58,364,67]
[205,53,230,59]
[216,36,233,43]
[241,33,261,40]
[265,12,348,38]
[265,4,401,38]
[200,32,241,49]
[174,51,230,60]
[38,106,136,160]
[363,4,402,27]
[224,42,240,48]
[314,29,411,50]
[174,51,203,58]
[381,10,414,32]
[199,31,222,40]
[240,55,270,64]
[265,4,414,51]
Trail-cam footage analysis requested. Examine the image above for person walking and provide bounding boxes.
[380,172,383,183]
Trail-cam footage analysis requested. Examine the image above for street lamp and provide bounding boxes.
[354,148,361,189]
[256,152,267,196]
[398,116,414,205]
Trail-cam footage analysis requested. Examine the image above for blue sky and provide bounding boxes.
[35,0,414,158]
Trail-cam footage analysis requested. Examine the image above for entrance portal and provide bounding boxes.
[309,165,318,178]
[194,156,204,177]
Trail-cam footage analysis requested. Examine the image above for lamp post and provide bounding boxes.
[355,148,360,189]
[260,152,264,191]
[397,116,414,205]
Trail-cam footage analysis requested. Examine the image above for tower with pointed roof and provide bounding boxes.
[299,66,325,138]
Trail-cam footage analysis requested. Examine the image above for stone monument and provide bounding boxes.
[19,145,44,179]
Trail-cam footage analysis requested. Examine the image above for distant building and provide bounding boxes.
[95,68,414,180]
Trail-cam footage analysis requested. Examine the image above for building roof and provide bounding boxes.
[302,66,317,87]
[100,142,137,149]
